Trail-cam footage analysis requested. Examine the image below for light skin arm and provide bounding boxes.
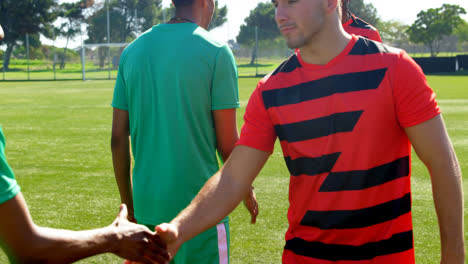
[404,114,465,264]
[156,145,270,260]
[213,109,259,223]
[111,108,135,222]
[0,192,169,263]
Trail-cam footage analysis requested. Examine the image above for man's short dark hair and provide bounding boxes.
[342,0,350,10]
[173,0,194,7]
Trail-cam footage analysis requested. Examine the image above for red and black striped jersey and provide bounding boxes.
[343,14,382,42]
[237,35,440,263]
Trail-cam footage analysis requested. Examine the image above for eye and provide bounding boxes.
[272,0,278,8]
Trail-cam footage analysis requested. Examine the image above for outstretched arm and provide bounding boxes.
[157,145,270,259]
[213,109,259,224]
[0,193,168,263]
[111,108,135,222]
[405,114,465,264]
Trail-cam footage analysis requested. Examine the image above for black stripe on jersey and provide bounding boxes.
[262,69,387,109]
[349,37,401,55]
[285,153,341,177]
[275,111,363,143]
[284,230,413,261]
[319,156,410,192]
[349,16,377,31]
[300,193,411,229]
[271,54,302,76]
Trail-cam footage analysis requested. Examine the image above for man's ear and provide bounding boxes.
[326,0,340,15]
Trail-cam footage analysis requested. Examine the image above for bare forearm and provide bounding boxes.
[405,115,465,263]
[173,167,250,243]
[26,225,116,264]
[111,137,133,209]
[429,155,465,263]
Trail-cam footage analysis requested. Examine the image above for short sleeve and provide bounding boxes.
[393,51,441,127]
[236,80,277,152]
[0,127,20,205]
[211,45,240,110]
[111,53,129,111]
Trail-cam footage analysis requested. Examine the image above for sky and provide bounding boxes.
[42,0,468,48]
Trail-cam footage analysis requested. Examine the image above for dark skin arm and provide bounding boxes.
[213,109,259,224]
[0,192,169,263]
[111,108,135,222]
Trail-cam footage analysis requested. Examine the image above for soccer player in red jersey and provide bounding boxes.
[154,0,465,263]
[341,0,382,42]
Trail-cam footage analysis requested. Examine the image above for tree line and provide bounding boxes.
[1,0,467,70]
[237,0,468,62]
[0,0,227,70]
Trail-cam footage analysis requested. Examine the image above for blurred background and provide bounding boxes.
[1,0,467,80]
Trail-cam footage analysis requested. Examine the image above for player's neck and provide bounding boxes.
[169,9,198,26]
[299,21,352,66]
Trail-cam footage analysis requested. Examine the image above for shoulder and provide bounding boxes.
[270,53,302,76]
[119,26,155,61]
[349,37,401,56]
[193,27,224,47]
[253,53,301,94]
[348,15,378,31]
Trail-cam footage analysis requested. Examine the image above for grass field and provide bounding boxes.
[0,72,467,263]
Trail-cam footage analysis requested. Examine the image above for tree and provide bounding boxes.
[87,0,162,46]
[208,1,228,30]
[87,0,227,67]
[377,20,409,45]
[86,0,162,67]
[348,0,380,26]
[407,4,466,57]
[236,2,279,64]
[454,19,468,50]
[13,34,43,60]
[0,0,57,70]
[159,0,228,30]
[56,1,92,69]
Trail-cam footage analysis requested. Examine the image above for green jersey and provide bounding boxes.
[0,126,20,204]
[112,23,239,225]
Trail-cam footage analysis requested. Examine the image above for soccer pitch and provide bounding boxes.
[0,75,467,263]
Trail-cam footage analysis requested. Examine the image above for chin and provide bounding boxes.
[286,39,303,50]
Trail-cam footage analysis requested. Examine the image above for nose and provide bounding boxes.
[275,3,288,26]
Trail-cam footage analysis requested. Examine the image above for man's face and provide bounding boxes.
[273,0,326,49]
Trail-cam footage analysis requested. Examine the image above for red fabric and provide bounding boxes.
[343,15,382,42]
[237,35,439,263]
[282,248,415,264]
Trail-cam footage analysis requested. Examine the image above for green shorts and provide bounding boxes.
[144,221,230,264]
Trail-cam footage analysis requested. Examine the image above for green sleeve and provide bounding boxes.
[211,44,240,110]
[0,127,20,205]
[111,53,129,111]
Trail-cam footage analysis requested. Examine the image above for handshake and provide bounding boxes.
[120,187,259,264]
[121,223,177,264]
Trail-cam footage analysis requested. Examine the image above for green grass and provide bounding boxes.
[0,72,467,263]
